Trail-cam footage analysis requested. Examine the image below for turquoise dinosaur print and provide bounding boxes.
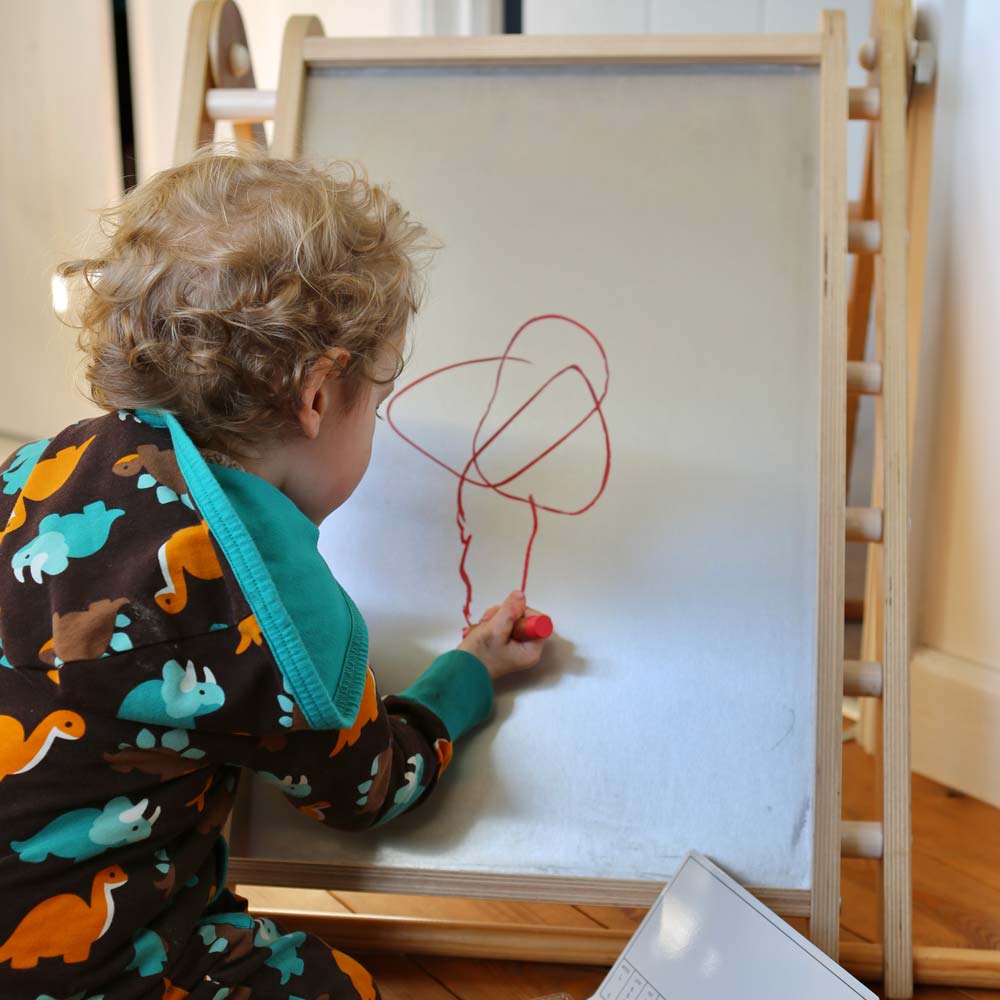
[108,613,133,653]
[356,754,381,809]
[197,912,254,931]
[253,917,306,985]
[1,439,49,495]
[139,474,194,509]
[259,772,312,798]
[11,501,124,583]
[11,795,161,863]
[134,726,206,758]
[35,993,104,1000]
[126,928,167,976]
[196,911,254,955]
[376,753,426,824]
[0,633,10,668]
[277,676,296,728]
[117,659,225,728]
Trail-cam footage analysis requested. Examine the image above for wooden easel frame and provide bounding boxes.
[186,7,847,924]
[174,2,926,995]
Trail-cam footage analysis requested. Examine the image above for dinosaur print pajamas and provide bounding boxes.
[0,410,494,1000]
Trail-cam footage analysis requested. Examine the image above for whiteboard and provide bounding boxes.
[239,58,824,899]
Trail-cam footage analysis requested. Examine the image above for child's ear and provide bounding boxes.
[296,350,350,440]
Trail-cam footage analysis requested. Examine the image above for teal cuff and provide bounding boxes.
[397,650,494,741]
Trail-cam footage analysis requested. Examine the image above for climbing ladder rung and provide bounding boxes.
[847,360,882,395]
[844,659,883,697]
[206,87,277,123]
[849,86,881,120]
[841,820,883,859]
[846,507,883,543]
[849,219,882,254]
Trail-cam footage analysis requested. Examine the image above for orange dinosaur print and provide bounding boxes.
[0,864,127,968]
[298,800,331,821]
[0,435,95,543]
[332,949,377,1000]
[0,710,84,782]
[155,521,223,613]
[38,637,61,684]
[329,669,379,758]
[185,773,214,812]
[235,613,262,654]
[162,977,190,999]
[434,737,454,775]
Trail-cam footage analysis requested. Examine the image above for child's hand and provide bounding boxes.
[459,590,548,681]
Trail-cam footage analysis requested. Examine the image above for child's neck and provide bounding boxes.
[237,437,331,525]
[238,448,290,494]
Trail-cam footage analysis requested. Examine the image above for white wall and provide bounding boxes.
[526,0,870,38]
[912,0,999,666]
[0,1,121,441]
[908,0,1000,803]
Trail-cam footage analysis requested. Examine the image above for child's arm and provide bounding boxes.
[231,590,545,830]
[252,654,490,830]
[172,591,545,832]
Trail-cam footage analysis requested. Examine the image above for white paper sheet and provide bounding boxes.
[592,853,877,1000]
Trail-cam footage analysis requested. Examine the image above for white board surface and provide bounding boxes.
[593,853,877,999]
[242,62,822,892]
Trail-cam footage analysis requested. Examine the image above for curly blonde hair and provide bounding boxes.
[59,147,430,455]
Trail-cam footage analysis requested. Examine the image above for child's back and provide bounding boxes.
[0,150,545,1000]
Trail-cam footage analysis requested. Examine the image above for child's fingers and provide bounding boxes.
[509,638,545,669]
[495,591,527,633]
[479,604,501,623]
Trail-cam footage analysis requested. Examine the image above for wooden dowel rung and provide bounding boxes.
[841,820,883,859]
[846,506,883,543]
[848,219,882,254]
[847,360,882,395]
[858,37,877,72]
[849,86,881,120]
[844,659,883,697]
[206,87,277,124]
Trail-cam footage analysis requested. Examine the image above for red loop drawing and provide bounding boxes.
[387,314,611,626]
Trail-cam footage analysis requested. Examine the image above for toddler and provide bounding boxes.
[0,150,547,1000]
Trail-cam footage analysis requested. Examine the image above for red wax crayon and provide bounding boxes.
[511,614,554,641]
[462,614,554,641]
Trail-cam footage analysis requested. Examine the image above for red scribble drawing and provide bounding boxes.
[387,314,611,625]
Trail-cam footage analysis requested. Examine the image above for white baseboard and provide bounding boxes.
[912,644,1000,808]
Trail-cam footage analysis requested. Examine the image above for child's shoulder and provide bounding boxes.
[1,409,174,490]
[0,407,244,674]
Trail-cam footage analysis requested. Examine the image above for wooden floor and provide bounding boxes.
[239,738,1000,1000]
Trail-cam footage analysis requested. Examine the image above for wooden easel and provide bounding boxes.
[173,3,936,996]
